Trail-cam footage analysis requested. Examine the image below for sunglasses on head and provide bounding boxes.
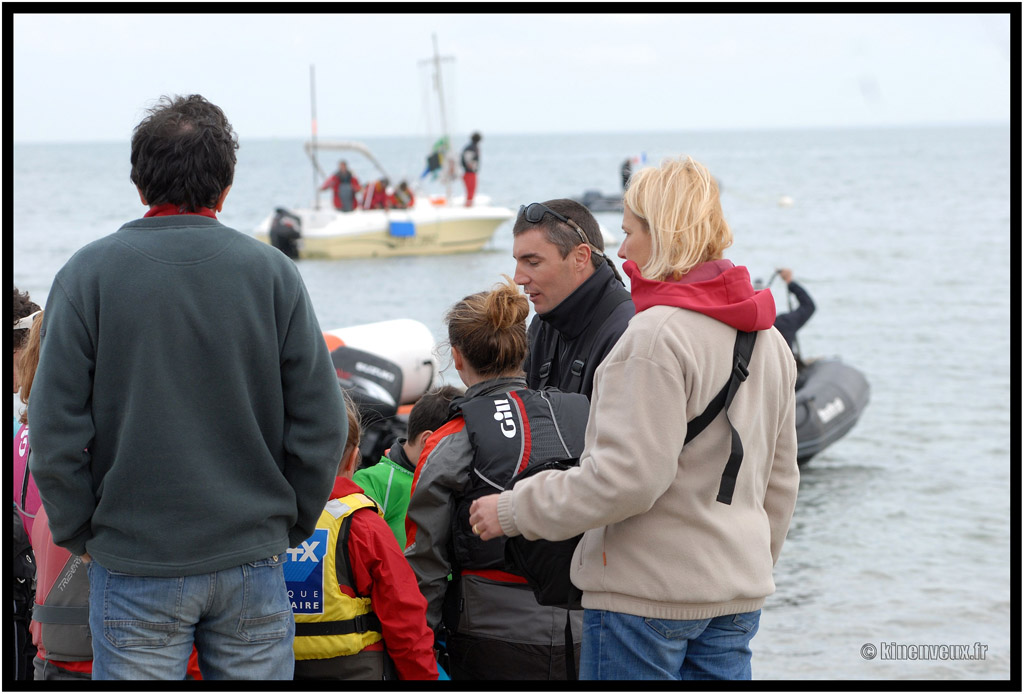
[518,203,605,257]
[13,310,42,331]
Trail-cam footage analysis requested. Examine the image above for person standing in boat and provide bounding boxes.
[460,132,481,207]
[469,156,799,681]
[321,160,362,212]
[512,199,635,401]
[28,94,347,680]
[620,157,633,190]
[773,268,816,368]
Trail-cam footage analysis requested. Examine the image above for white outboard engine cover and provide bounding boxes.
[323,319,440,405]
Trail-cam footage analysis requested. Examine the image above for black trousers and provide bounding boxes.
[447,632,580,681]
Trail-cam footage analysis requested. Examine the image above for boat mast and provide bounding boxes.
[310,64,321,210]
[420,34,455,201]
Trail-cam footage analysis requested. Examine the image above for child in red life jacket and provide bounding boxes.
[290,391,438,680]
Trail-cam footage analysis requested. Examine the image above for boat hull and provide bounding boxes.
[794,358,870,464]
[256,198,513,260]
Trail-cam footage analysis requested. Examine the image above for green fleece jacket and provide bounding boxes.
[29,214,347,576]
[352,441,416,550]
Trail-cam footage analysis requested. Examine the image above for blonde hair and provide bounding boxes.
[623,156,732,280]
[445,275,529,378]
[17,311,43,426]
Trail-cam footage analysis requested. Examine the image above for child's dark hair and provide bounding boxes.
[407,385,463,440]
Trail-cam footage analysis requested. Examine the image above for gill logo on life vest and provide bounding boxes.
[492,398,517,438]
[287,540,321,562]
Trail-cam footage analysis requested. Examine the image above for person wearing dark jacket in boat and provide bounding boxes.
[513,199,635,401]
[321,160,362,212]
[460,132,481,207]
[773,268,815,367]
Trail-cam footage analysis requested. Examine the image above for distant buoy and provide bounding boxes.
[778,196,794,208]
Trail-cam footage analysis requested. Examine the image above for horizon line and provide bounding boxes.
[11,120,1011,147]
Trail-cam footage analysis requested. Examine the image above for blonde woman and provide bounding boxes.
[470,156,799,680]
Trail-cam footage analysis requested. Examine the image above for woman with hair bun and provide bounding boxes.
[404,277,592,680]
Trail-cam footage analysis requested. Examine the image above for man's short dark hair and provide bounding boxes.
[130,94,239,212]
[407,385,463,440]
[512,198,607,268]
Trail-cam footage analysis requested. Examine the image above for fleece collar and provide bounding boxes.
[624,259,776,332]
[144,203,217,219]
[538,261,625,340]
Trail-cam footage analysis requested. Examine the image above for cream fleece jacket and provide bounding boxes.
[496,305,799,621]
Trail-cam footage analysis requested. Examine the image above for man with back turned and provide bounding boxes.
[28,94,347,680]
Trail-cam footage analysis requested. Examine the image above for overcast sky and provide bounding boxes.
[11,10,1013,144]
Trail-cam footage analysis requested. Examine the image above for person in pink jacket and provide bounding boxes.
[14,290,42,536]
[470,156,799,681]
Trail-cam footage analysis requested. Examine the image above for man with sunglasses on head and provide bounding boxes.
[512,199,635,401]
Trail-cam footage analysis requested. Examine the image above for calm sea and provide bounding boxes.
[12,126,1013,681]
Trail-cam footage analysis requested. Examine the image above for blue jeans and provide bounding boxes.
[579,608,761,680]
[88,556,295,680]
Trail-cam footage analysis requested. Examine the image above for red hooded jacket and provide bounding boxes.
[624,259,776,331]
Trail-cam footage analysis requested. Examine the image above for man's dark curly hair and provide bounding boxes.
[13,287,41,352]
[129,94,239,213]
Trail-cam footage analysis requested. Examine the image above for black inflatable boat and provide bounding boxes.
[574,189,624,213]
[795,358,870,464]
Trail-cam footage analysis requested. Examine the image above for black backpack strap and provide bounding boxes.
[567,288,631,395]
[336,499,380,599]
[536,332,559,389]
[684,330,757,506]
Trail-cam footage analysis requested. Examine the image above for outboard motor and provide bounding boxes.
[322,319,441,469]
[269,207,302,260]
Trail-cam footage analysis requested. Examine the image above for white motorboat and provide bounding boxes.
[254,141,513,259]
[254,36,514,260]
